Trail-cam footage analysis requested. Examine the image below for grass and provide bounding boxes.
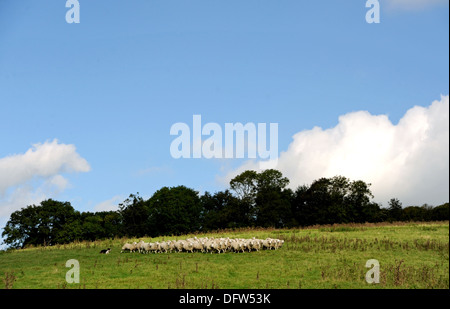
[0,221,448,289]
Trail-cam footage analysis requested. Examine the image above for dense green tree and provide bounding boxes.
[361,202,385,223]
[255,188,294,228]
[388,198,403,221]
[229,169,292,226]
[229,170,259,203]
[2,205,40,248]
[80,212,104,241]
[292,176,376,226]
[201,190,247,229]
[346,179,374,222]
[201,191,226,230]
[147,186,202,236]
[254,169,292,227]
[1,199,79,248]
[256,169,290,192]
[431,203,449,221]
[403,206,425,221]
[102,211,123,238]
[118,193,149,237]
[229,170,259,223]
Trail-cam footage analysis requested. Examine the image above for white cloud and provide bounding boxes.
[381,0,449,11]
[0,139,90,194]
[0,139,91,217]
[221,95,449,207]
[0,183,47,218]
[94,195,123,212]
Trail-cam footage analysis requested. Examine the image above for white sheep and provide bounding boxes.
[174,240,185,252]
[141,242,151,253]
[148,242,160,253]
[121,242,137,253]
[136,240,145,253]
[182,241,194,253]
[262,238,272,250]
[159,241,169,253]
[274,239,285,249]
[214,240,225,254]
[121,236,284,254]
[230,239,242,253]
[192,240,204,253]
[249,239,261,251]
[204,239,216,253]
[167,240,176,253]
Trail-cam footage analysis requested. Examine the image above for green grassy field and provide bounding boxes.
[1,221,448,289]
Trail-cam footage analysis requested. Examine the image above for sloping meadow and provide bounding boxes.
[0,222,448,289]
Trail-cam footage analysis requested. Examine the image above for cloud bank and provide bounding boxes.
[223,95,449,206]
[0,139,90,217]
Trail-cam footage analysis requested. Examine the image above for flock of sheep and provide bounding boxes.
[121,237,285,254]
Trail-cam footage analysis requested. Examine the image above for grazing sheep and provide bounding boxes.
[174,240,185,252]
[137,240,146,253]
[121,237,284,254]
[159,241,169,253]
[147,242,158,253]
[268,238,278,250]
[274,239,285,250]
[121,242,137,253]
[262,238,272,250]
[230,240,242,253]
[182,241,194,253]
[238,240,245,253]
[166,240,175,253]
[192,240,204,253]
[214,240,224,254]
[249,239,261,251]
[156,242,164,253]
[217,239,230,253]
[204,240,216,254]
[141,242,151,254]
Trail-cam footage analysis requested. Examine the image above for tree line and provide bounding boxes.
[2,169,448,249]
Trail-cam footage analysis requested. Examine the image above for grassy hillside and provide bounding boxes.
[0,221,448,289]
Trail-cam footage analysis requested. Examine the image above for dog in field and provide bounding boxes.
[99,248,111,254]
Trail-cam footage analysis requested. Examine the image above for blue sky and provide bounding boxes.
[0,0,449,226]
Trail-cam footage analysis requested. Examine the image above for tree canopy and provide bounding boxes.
[2,170,448,249]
